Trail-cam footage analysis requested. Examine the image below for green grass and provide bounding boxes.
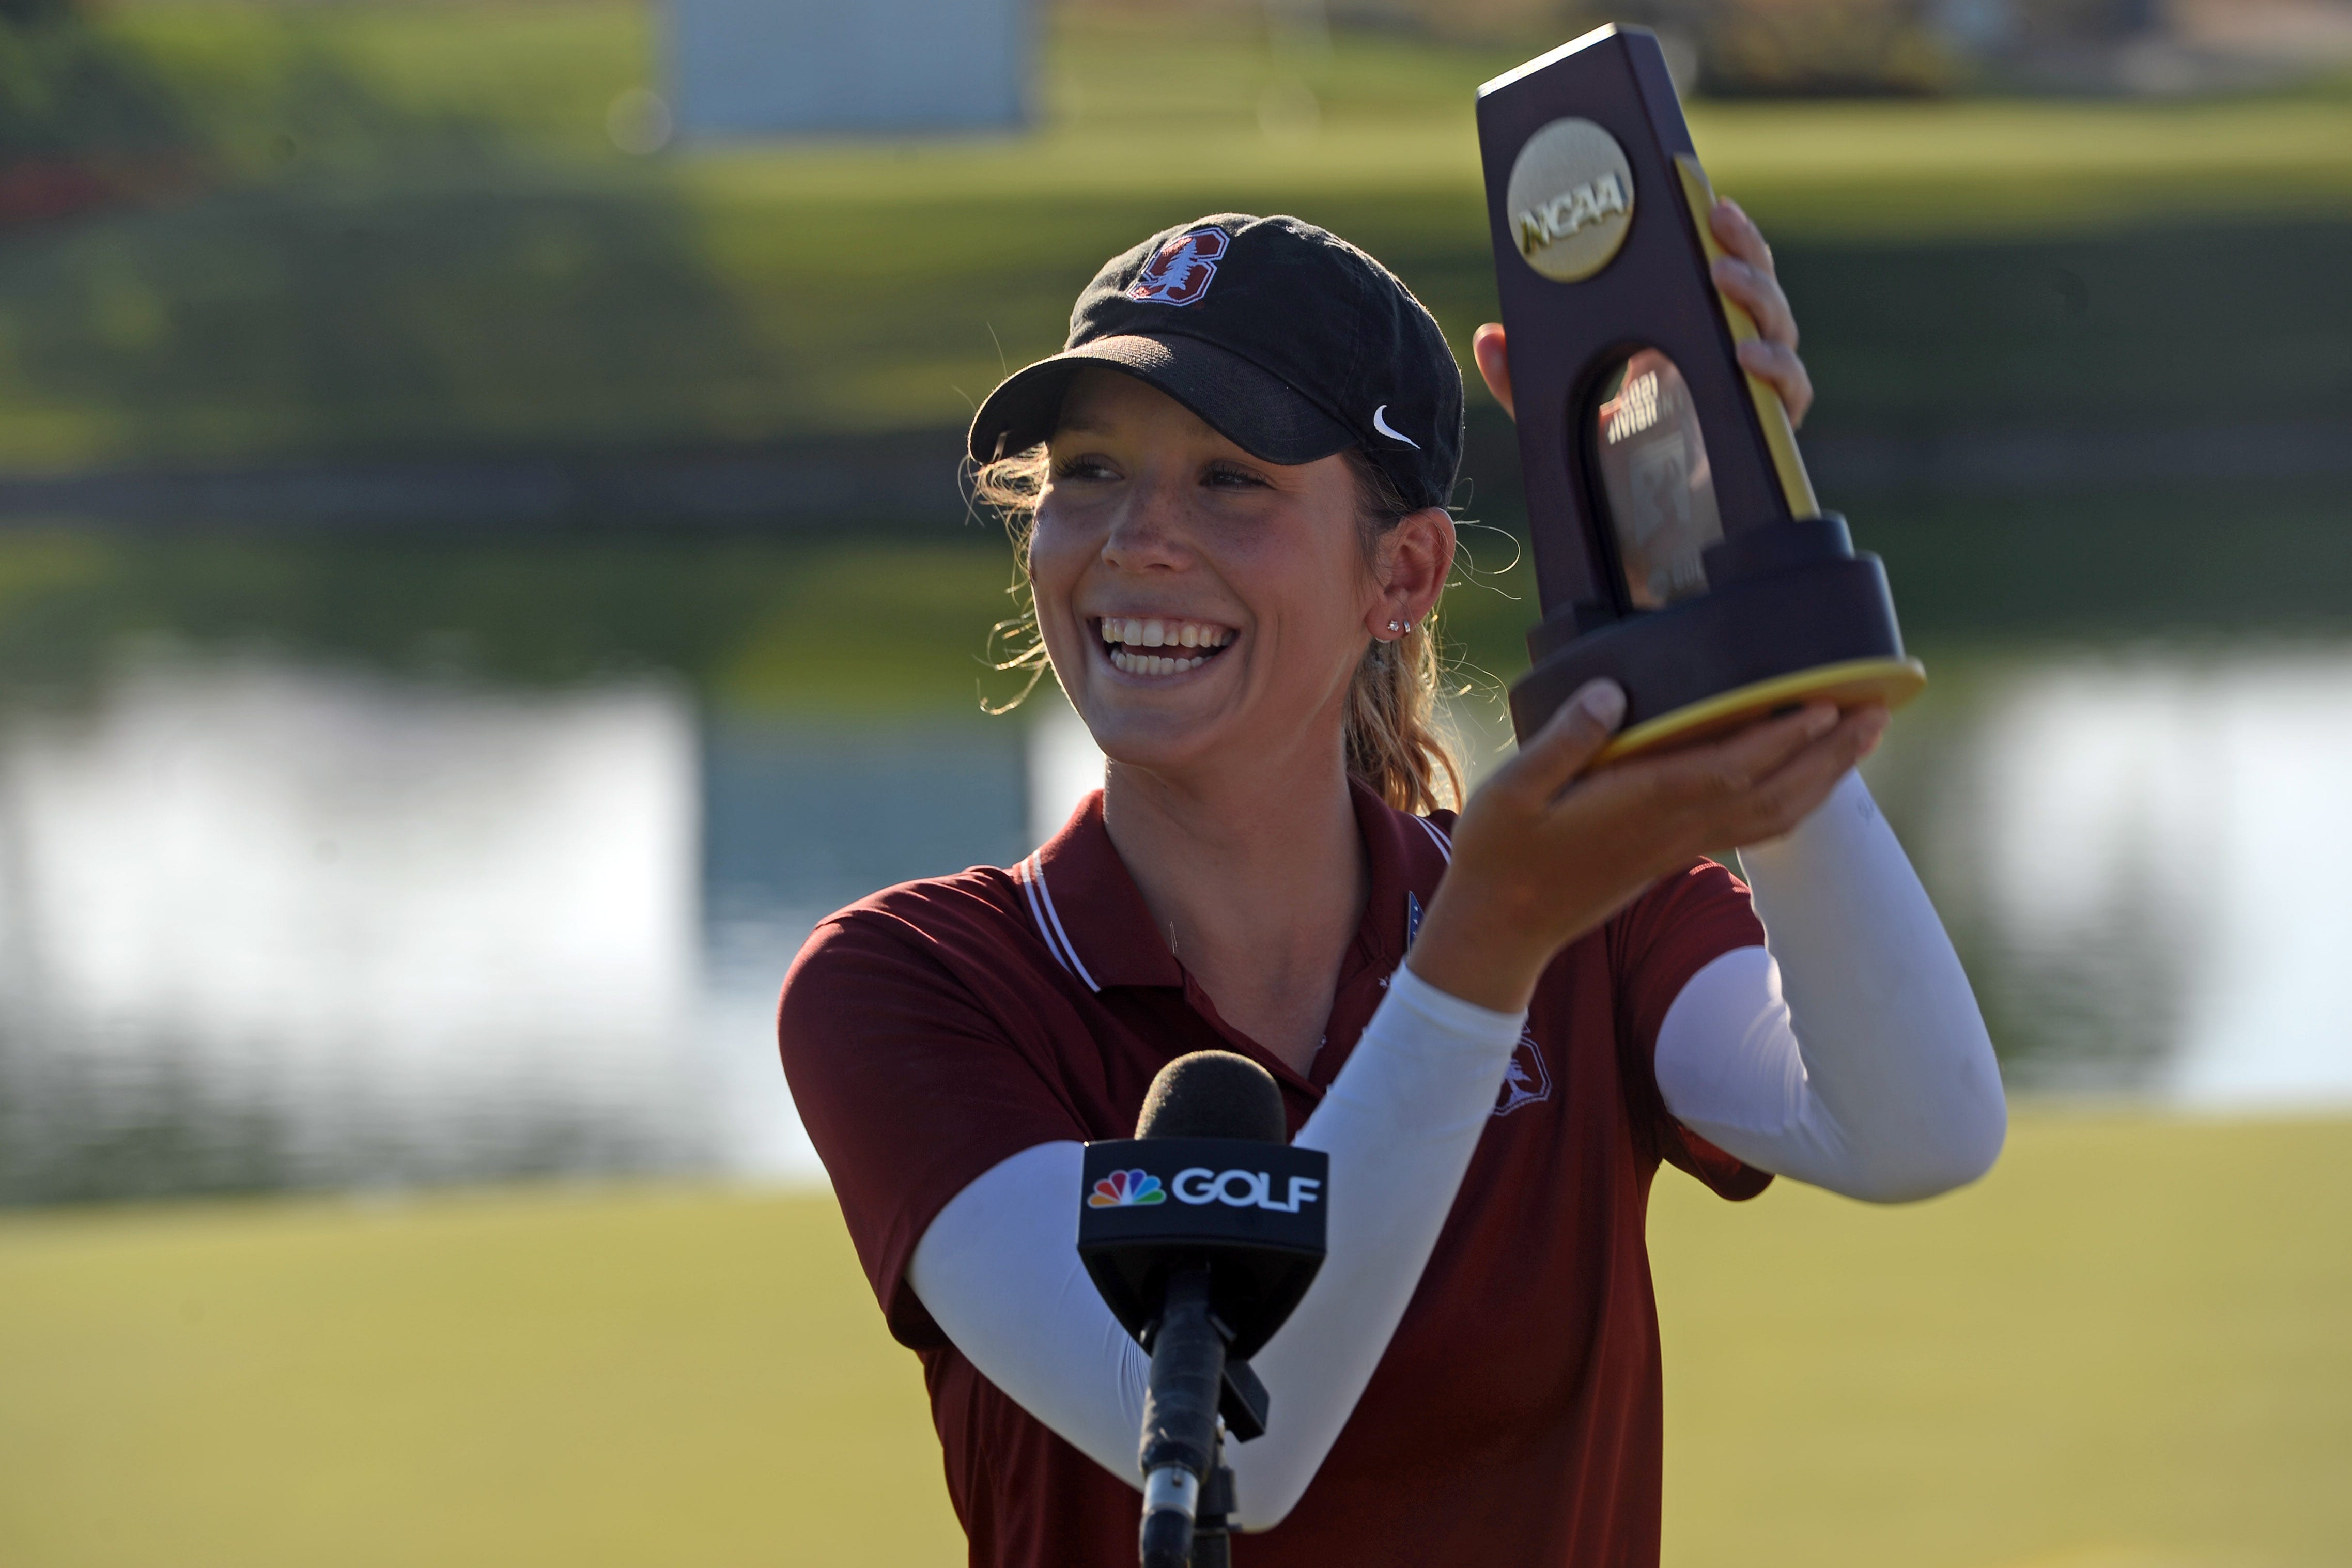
[1,1114,2344,1567]
[1,2,2345,471]
[1655,1113,2352,1568]
[0,1185,965,1567]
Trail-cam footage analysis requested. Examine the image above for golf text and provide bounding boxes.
[1171,1167,1324,1213]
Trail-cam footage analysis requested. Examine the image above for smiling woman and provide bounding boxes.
[780,211,2005,1568]
[974,383,1458,815]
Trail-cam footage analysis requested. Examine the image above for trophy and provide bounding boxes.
[1476,25,1924,759]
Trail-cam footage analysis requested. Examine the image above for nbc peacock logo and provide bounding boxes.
[1088,1169,1167,1208]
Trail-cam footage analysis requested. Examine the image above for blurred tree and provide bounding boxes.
[1059,0,2213,90]
[0,0,197,222]
[1634,0,1965,94]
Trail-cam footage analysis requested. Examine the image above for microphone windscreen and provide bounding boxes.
[1135,1051,1288,1143]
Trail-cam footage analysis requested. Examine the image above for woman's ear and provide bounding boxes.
[1368,506,1457,639]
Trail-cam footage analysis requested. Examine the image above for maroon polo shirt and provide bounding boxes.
[779,782,1770,1567]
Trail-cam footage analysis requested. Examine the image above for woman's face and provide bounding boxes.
[1028,369,1386,781]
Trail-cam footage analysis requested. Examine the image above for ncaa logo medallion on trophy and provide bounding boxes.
[1128,227,1230,305]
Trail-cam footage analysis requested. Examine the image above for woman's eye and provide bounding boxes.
[1204,463,1269,490]
[1053,456,1118,482]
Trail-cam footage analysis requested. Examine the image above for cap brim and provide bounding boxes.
[967,334,1355,468]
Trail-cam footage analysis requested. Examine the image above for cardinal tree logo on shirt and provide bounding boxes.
[1089,1169,1167,1207]
[1128,227,1229,306]
[1493,1029,1553,1117]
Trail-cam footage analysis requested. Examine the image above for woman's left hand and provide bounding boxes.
[1472,197,1812,427]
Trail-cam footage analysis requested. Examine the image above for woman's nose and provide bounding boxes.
[1101,480,1191,572]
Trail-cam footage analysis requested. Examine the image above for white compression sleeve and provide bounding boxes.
[1653,770,2006,1202]
[906,964,1523,1531]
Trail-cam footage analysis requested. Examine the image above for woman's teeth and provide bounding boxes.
[1100,617,1234,676]
[1111,648,1205,675]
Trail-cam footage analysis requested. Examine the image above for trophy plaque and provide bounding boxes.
[1476,25,1925,760]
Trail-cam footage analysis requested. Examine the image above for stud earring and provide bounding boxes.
[1386,619,1402,633]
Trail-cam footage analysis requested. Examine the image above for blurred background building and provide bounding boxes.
[667,0,1033,137]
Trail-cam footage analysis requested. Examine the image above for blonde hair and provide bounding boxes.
[970,444,1463,817]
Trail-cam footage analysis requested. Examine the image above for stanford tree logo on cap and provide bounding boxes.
[1128,228,1229,307]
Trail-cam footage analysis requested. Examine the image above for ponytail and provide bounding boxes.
[1338,449,1463,816]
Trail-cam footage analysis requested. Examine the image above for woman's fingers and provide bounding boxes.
[1611,703,1847,854]
[1709,198,1812,426]
[1708,197,1776,280]
[1417,690,1891,1012]
[1506,678,1625,803]
[1735,336,1814,427]
[1711,254,1799,350]
[1472,322,1515,420]
[1706,707,1888,849]
[1655,703,1837,798]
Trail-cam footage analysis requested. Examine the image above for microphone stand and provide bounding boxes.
[1188,1437,1237,1568]
[1185,1438,1242,1568]
[1138,1267,1262,1568]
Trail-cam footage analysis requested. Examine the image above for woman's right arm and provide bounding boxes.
[909,680,1881,1528]
[908,963,1526,1530]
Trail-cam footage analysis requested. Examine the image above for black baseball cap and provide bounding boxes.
[967,213,1464,512]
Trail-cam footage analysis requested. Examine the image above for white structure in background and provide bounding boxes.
[667,0,1032,138]
[701,703,1093,1187]
[1027,691,1106,847]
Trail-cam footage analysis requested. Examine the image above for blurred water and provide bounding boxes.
[1877,644,2352,1110]
[0,637,2344,1205]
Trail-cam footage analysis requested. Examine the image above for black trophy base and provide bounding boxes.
[1508,517,1926,763]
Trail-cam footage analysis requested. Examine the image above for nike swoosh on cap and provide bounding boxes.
[1371,405,1420,449]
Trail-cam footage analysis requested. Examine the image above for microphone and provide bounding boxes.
[1077,1052,1328,1568]
[1135,1050,1288,1142]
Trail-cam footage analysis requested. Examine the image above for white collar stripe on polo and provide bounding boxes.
[1017,855,1078,982]
[1021,852,1103,993]
[1415,816,1453,862]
